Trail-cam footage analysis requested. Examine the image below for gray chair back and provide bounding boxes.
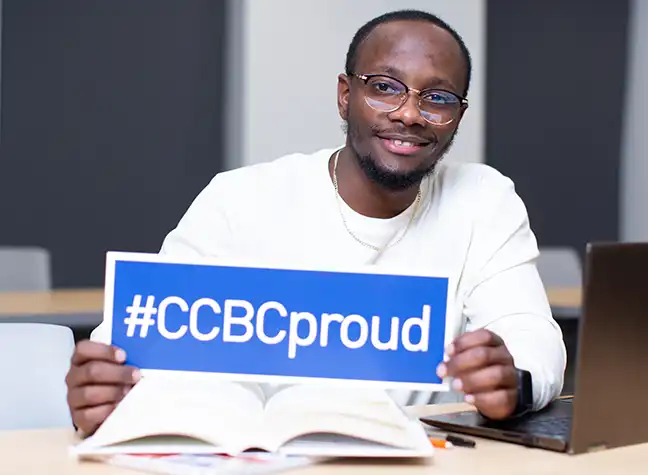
[0,323,74,430]
[0,246,52,292]
[537,246,582,318]
[536,247,582,288]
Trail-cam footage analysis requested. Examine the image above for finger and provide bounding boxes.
[448,329,504,356]
[67,384,129,410]
[67,361,140,388]
[465,389,517,420]
[71,340,126,366]
[73,403,117,435]
[452,364,518,395]
[444,344,513,377]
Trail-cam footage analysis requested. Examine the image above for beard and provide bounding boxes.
[344,118,457,191]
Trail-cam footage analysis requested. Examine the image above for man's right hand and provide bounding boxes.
[65,340,141,435]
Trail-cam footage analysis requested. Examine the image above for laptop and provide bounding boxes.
[421,242,648,454]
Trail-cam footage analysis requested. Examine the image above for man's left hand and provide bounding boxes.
[436,329,518,420]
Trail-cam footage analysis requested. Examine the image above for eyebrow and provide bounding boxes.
[373,65,460,94]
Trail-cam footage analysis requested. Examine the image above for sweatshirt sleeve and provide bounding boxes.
[461,169,567,410]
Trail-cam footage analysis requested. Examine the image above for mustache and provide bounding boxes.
[369,125,437,144]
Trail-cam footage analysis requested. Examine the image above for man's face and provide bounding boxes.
[337,20,468,191]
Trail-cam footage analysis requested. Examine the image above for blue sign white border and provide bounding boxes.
[102,251,456,392]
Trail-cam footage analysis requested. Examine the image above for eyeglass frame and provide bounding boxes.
[350,72,468,126]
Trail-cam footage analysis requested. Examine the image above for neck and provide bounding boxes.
[329,147,420,219]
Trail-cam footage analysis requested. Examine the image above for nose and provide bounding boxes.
[387,92,427,127]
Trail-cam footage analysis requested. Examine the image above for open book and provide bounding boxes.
[91,453,315,475]
[71,375,433,459]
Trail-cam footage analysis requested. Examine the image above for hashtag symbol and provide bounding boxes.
[124,295,158,338]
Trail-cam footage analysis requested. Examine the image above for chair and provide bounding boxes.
[0,246,52,292]
[536,246,582,288]
[0,323,74,430]
[536,246,582,318]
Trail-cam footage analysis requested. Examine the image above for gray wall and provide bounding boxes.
[0,0,228,287]
[621,0,648,241]
[226,0,486,169]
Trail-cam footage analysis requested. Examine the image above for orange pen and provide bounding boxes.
[428,437,453,449]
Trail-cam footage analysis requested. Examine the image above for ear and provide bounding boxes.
[337,74,351,121]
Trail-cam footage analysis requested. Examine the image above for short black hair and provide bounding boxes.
[344,9,472,97]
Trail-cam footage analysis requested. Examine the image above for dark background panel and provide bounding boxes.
[0,0,228,287]
[485,0,630,259]
[486,0,631,395]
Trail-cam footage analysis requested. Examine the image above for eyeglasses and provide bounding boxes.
[351,73,468,126]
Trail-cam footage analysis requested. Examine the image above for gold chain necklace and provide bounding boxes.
[332,149,422,253]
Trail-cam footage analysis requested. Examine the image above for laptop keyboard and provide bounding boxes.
[526,416,572,438]
[521,398,573,438]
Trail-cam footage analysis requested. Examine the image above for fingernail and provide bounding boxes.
[115,349,126,363]
[132,369,141,383]
[452,378,463,392]
[446,344,455,356]
[436,363,447,378]
[465,394,475,404]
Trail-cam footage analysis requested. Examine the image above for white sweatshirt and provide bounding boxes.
[91,146,566,410]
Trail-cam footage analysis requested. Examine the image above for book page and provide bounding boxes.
[75,375,266,453]
[256,385,429,454]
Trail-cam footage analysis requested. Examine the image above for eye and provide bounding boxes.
[423,91,458,105]
[373,82,398,94]
[367,77,403,95]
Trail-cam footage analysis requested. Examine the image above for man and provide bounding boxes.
[66,9,566,436]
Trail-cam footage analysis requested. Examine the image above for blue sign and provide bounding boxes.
[103,252,452,390]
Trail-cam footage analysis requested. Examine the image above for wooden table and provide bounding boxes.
[546,286,582,319]
[0,288,104,326]
[0,286,582,322]
[0,289,104,316]
[1,403,645,475]
[546,287,581,309]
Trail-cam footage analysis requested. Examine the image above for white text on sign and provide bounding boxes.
[123,295,431,358]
